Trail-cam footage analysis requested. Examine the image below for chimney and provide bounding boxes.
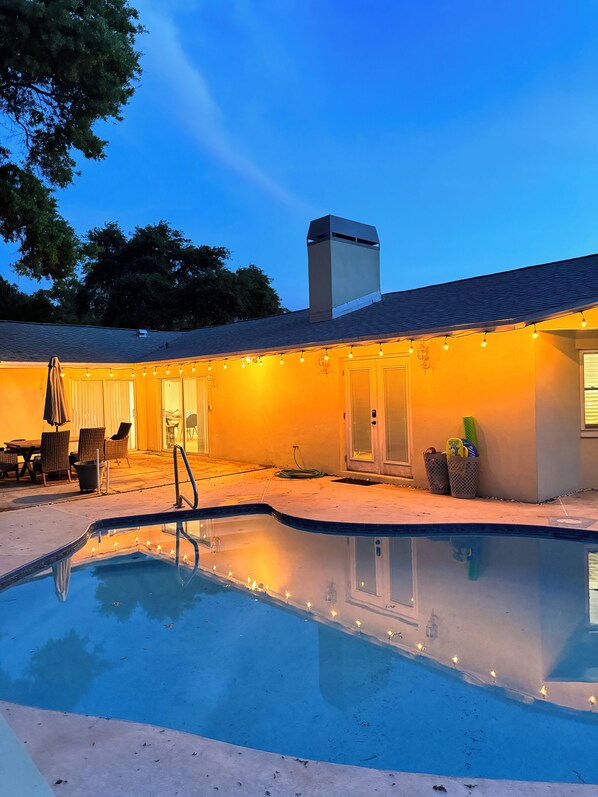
[307,215,380,323]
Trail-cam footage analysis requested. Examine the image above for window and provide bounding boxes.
[582,353,598,429]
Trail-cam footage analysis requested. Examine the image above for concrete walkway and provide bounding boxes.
[2,466,598,795]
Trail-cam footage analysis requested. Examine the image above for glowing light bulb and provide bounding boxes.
[348,346,353,359]
[285,591,291,601]
[417,642,425,652]
[191,363,196,373]
[153,368,157,376]
[113,542,118,549]
[408,340,414,354]
[109,370,113,378]
[131,370,135,379]
[540,684,547,697]
[142,369,146,377]
[247,577,251,584]
[387,630,393,639]
[280,354,284,365]
[443,337,449,351]
[223,360,228,370]
[135,537,139,544]
[86,369,90,378]
[589,695,596,707]
[228,571,233,577]
[170,549,175,556]
[60,371,65,378]
[355,619,362,629]
[157,544,162,552]
[91,547,96,555]
[378,343,383,356]
[183,554,188,562]
[481,333,487,348]
[241,360,246,368]
[490,670,497,679]
[452,655,459,665]
[213,565,217,571]
[245,356,251,363]
[178,365,183,374]
[208,361,212,371]
[532,324,538,340]
[146,540,151,547]
[306,601,312,609]
[582,312,587,328]
[331,609,337,618]
[166,365,170,375]
[324,349,329,362]
[300,351,305,363]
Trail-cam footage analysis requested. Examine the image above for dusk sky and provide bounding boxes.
[5,0,598,310]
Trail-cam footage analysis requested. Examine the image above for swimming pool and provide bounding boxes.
[1,506,598,784]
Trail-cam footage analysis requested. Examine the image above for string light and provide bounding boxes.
[416,642,425,652]
[279,354,284,365]
[387,630,393,640]
[245,356,251,363]
[490,670,497,679]
[451,655,459,665]
[208,361,212,371]
[223,360,228,370]
[443,336,449,351]
[540,684,547,697]
[131,370,135,379]
[191,363,196,373]
[355,619,362,629]
[142,369,146,377]
[408,340,414,354]
[285,591,291,601]
[109,369,113,378]
[306,601,312,609]
[324,349,329,362]
[348,346,353,359]
[378,343,384,356]
[60,370,65,378]
[241,359,246,369]
[178,364,183,374]
[166,365,170,375]
[589,695,596,707]
[153,367,157,376]
[86,368,90,378]
[532,324,538,340]
[582,312,587,328]
[481,333,487,348]
[300,351,304,363]
[331,609,337,618]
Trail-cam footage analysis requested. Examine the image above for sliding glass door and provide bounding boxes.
[161,377,208,454]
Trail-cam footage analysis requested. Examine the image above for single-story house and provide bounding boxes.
[2,214,598,503]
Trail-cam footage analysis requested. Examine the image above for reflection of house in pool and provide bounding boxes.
[75,516,598,715]
[3,215,598,501]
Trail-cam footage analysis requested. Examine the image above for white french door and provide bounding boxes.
[345,357,411,477]
[350,535,417,618]
[71,380,136,448]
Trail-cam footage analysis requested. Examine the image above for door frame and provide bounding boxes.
[344,355,413,477]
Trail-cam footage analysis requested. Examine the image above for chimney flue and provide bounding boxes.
[307,215,380,323]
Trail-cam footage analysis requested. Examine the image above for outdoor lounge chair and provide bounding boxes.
[33,431,71,486]
[69,427,106,472]
[0,450,19,481]
[104,422,132,467]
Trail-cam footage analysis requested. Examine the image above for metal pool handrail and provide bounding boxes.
[175,519,199,587]
[173,444,199,509]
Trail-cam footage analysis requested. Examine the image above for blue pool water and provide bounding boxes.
[1,518,598,783]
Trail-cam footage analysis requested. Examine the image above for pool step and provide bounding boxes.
[0,715,54,795]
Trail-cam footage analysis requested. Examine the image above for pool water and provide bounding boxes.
[1,515,598,783]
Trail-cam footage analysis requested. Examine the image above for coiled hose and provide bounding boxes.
[275,447,326,479]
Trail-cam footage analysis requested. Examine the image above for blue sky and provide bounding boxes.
[5,0,598,310]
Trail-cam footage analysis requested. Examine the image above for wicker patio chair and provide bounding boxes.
[0,450,19,482]
[104,422,132,467]
[33,431,71,485]
[69,427,106,472]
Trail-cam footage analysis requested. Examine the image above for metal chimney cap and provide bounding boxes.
[307,215,379,247]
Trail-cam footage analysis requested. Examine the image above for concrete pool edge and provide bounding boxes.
[2,500,595,593]
[1,701,595,797]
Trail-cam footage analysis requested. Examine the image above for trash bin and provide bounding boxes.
[423,451,450,495]
[447,455,480,499]
[74,460,105,493]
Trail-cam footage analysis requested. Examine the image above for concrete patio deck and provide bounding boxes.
[2,458,598,796]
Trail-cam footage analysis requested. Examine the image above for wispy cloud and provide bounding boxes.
[138,3,309,210]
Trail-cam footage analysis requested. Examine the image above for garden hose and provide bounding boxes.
[275,447,326,479]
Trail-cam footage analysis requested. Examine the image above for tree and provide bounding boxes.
[77,221,284,329]
[0,0,143,280]
[0,275,58,322]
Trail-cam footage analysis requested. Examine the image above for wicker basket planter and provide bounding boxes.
[423,451,450,495]
[74,460,105,493]
[447,455,480,499]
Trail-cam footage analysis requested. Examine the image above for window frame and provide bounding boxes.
[580,351,598,436]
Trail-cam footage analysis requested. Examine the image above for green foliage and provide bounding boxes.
[78,221,285,329]
[0,274,58,321]
[0,0,143,279]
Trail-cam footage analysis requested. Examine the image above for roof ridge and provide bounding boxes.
[0,319,180,334]
[381,252,598,299]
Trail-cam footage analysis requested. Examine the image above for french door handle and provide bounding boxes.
[371,420,377,426]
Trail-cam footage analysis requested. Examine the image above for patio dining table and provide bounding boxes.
[4,439,41,480]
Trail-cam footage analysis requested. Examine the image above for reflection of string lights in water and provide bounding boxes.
[83,531,598,715]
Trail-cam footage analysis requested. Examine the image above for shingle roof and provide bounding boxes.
[1,252,598,364]
[0,321,182,364]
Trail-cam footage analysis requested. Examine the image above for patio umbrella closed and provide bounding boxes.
[51,557,72,602]
[43,356,70,430]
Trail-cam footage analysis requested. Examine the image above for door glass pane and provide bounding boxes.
[183,379,198,452]
[389,537,414,607]
[162,380,183,449]
[71,381,104,433]
[383,367,409,463]
[104,380,136,448]
[355,536,377,595]
[349,369,372,460]
[589,552,598,625]
[196,378,208,454]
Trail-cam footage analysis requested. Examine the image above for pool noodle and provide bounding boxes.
[463,416,478,447]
